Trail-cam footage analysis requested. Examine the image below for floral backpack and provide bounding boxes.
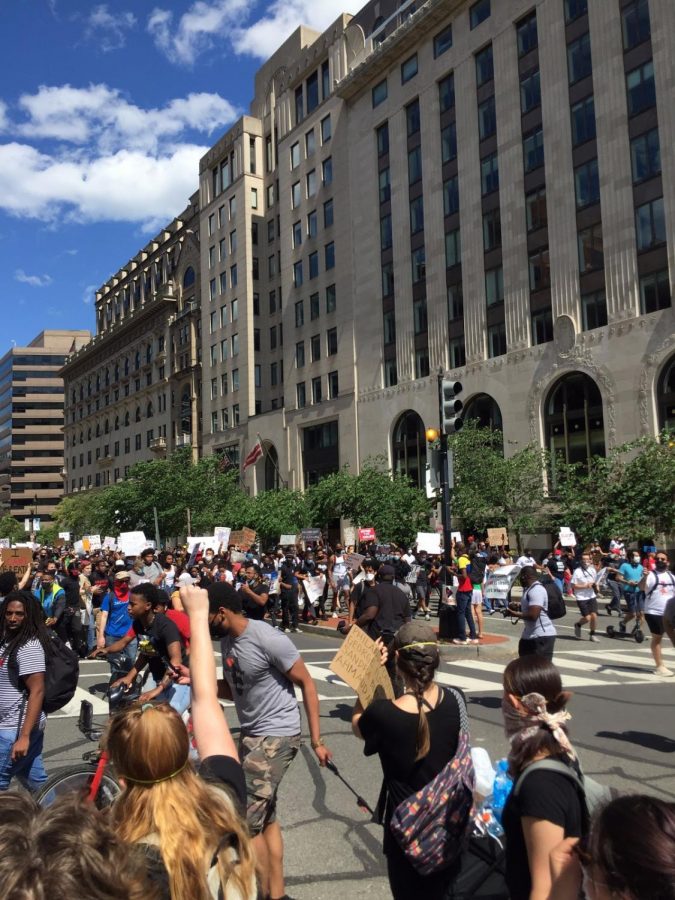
[389,688,475,876]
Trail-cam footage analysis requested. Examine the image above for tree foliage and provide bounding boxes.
[0,515,24,543]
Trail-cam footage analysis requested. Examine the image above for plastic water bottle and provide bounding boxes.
[480,805,504,839]
[492,759,513,824]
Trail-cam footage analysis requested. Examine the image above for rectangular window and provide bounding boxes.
[517,11,538,56]
[581,291,608,330]
[321,115,331,143]
[412,246,426,283]
[528,248,551,291]
[210,343,217,365]
[311,333,321,362]
[231,298,238,321]
[640,270,671,314]
[327,327,338,355]
[305,129,316,157]
[622,0,650,51]
[292,220,302,248]
[292,182,301,208]
[445,229,461,267]
[578,225,604,273]
[231,332,239,356]
[307,209,318,238]
[322,59,330,99]
[221,373,228,395]
[312,377,323,404]
[232,368,240,391]
[383,309,396,344]
[470,0,490,29]
[413,297,428,335]
[520,69,541,114]
[325,242,335,270]
[268,254,277,277]
[211,411,218,434]
[434,23,453,57]
[209,245,215,268]
[481,152,499,196]
[626,61,656,116]
[401,54,418,83]
[251,188,258,209]
[220,339,228,362]
[328,370,339,399]
[523,128,545,173]
[381,214,392,250]
[532,308,553,345]
[310,293,320,319]
[377,122,389,156]
[218,205,226,228]
[267,184,275,207]
[221,408,229,429]
[441,122,457,163]
[295,300,304,327]
[267,290,275,314]
[322,156,333,186]
[208,213,215,236]
[447,283,464,321]
[254,365,261,389]
[326,284,336,313]
[385,360,398,387]
[309,251,319,279]
[267,219,275,242]
[475,44,494,86]
[306,169,317,197]
[270,362,278,387]
[571,95,596,146]
[631,128,661,183]
[135,434,142,450]
[306,69,319,113]
[372,79,388,107]
[575,158,600,208]
[415,348,430,379]
[323,198,334,228]
[297,382,306,408]
[438,73,455,112]
[488,322,507,357]
[295,84,304,124]
[210,310,217,334]
[253,328,260,351]
[209,278,216,301]
[568,33,592,84]
[443,176,459,217]
[220,272,227,294]
[526,187,547,231]
[565,0,587,24]
[290,142,300,169]
[379,168,391,205]
[293,260,303,287]
[408,145,422,183]
[449,337,466,368]
[219,237,226,260]
[636,197,666,250]
[382,262,394,297]
[478,95,496,140]
[232,404,240,425]
[296,341,305,368]
[483,208,501,251]
[229,195,236,218]
[406,99,420,136]
[410,195,425,233]
[230,264,237,287]
[486,265,504,305]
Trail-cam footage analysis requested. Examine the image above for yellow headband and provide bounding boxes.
[120,759,189,786]
[398,641,439,652]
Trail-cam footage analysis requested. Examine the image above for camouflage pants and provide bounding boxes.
[239,733,302,835]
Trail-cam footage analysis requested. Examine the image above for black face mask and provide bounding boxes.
[209,614,228,640]
[656,560,668,571]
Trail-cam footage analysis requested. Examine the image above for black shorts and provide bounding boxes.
[645,613,664,636]
[576,597,598,617]
[518,636,556,661]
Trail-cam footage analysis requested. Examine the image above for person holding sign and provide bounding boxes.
[351,622,467,899]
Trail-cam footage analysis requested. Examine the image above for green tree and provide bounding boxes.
[249,488,309,547]
[0,515,24,544]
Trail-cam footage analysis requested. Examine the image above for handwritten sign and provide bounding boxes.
[342,525,356,547]
[343,552,365,572]
[58,531,71,542]
[301,528,322,543]
[484,564,521,602]
[117,531,147,557]
[0,547,33,577]
[229,528,257,550]
[304,574,326,605]
[358,527,376,542]
[487,527,508,547]
[103,536,117,550]
[559,527,576,547]
[330,626,394,707]
[214,527,231,550]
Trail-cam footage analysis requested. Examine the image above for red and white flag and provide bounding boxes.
[242,440,264,471]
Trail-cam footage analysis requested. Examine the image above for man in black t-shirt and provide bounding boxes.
[357,565,411,641]
[240,563,269,621]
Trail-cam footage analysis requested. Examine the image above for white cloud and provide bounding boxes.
[82,284,97,305]
[15,269,53,287]
[148,0,248,65]
[0,100,7,131]
[232,0,348,59]
[84,5,137,52]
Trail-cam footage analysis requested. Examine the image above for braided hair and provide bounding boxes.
[0,590,52,662]
[396,642,440,761]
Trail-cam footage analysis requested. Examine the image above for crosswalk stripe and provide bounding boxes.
[443,658,614,689]
[49,686,109,718]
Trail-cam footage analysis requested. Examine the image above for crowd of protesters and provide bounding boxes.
[0,531,674,899]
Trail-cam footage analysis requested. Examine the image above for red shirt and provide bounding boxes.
[166,609,191,649]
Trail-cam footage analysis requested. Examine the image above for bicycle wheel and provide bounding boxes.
[35,764,121,809]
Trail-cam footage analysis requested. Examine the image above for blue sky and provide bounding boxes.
[1,0,349,347]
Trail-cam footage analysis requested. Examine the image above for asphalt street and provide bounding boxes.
[42,612,675,900]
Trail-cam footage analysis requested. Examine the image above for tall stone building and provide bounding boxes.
[0,330,90,524]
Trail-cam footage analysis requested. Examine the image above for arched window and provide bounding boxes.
[146,344,152,365]
[96,374,101,392]
[114,416,119,431]
[657,355,675,432]
[104,368,110,387]
[180,388,191,434]
[124,411,130,427]
[371,15,385,43]
[264,444,280,491]
[463,394,503,431]
[183,267,195,288]
[114,363,119,381]
[104,419,109,434]
[95,423,101,438]
[87,428,91,441]
[545,372,605,477]
[146,401,154,418]
[135,351,141,371]
[79,431,84,444]
[135,406,141,423]
[124,357,129,376]
[87,378,92,397]
[392,410,426,489]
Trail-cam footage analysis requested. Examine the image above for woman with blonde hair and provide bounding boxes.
[105,586,257,900]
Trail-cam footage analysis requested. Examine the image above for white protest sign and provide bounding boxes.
[484,564,522,603]
[103,536,117,550]
[342,525,356,547]
[343,552,365,572]
[117,531,147,557]
[279,534,299,546]
[0,538,10,549]
[352,570,365,586]
[416,532,442,555]
[187,536,214,553]
[213,527,231,549]
[451,531,463,544]
[58,531,71,542]
[88,534,102,551]
[304,574,326,605]
[559,527,576,547]
[73,539,85,555]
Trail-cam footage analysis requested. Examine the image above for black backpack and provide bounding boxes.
[9,631,79,714]
[542,580,566,620]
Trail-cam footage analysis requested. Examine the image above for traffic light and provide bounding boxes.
[441,379,463,434]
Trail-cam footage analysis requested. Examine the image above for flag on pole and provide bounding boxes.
[242,440,264,472]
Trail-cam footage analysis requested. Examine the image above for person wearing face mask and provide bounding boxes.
[32,570,66,632]
[617,551,646,636]
[639,550,675,676]
[240,563,270,622]
[206,581,332,900]
[96,570,137,672]
[571,553,600,643]
[344,560,378,632]
[279,553,300,633]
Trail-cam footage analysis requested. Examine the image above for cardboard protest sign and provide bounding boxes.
[54,538,65,549]
[330,626,394,707]
[301,528,322,543]
[343,526,356,547]
[117,531,147,557]
[484,565,521,603]
[358,527,376,542]
[343,552,365,572]
[213,527,231,549]
[230,550,246,563]
[559,527,576,547]
[487,527,509,547]
[304,574,326,605]
[229,529,256,549]
[416,532,442,554]
[58,531,71,542]
[279,534,299,547]
[0,547,33,577]
[242,527,257,547]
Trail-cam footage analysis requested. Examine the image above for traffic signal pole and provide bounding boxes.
[437,373,452,569]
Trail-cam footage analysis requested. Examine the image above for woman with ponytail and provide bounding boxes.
[500,655,582,900]
[351,622,465,899]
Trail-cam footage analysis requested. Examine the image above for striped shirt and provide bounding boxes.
[0,639,47,729]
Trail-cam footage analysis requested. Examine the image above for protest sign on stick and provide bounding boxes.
[0,547,33,577]
[330,626,394,707]
[487,527,508,547]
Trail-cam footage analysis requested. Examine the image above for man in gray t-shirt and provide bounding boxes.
[207,582,331,900]
[509,566,557,661]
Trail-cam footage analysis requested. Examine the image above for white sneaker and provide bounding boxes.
[425,613,431,621]
[589,633,599,643]
[574,624,582,639]
[655,665,674,676]
[331,612,338,619]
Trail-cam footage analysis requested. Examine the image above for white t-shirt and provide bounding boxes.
[644,571,675,616]
[403,553,416,566]
[516,555,536,568]
[571,565,597,600]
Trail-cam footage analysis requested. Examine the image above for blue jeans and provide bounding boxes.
[0,726,48,792]
[144,676,191,715]
[105,634,137,678]
[455,591,476,641]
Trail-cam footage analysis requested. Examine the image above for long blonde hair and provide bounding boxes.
[106,704,256,900]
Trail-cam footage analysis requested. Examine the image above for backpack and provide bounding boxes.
[512,759,614,831]
[646,571,675,598]
[8,631,79,715]
[543,580,566,620]
[469,556,487,586]
[389,689,475,876]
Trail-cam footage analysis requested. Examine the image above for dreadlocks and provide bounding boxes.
[0,591,52,662]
